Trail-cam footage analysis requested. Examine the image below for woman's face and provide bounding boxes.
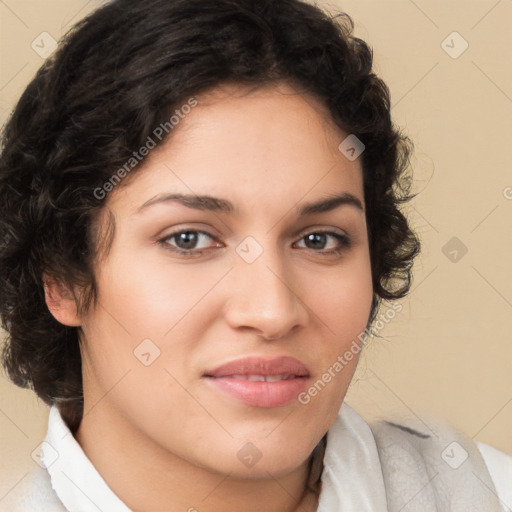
[78,82,373,478]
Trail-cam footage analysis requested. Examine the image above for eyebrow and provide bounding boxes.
[136,192,364,216]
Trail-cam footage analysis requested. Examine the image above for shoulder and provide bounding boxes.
[370,418,507,511]
[0,466,67,512]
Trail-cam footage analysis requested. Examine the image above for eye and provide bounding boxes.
[159,230,221,255]
[158,228,351,258]
[294,231,351,254]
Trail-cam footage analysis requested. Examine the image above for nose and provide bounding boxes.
[223,247,309,340]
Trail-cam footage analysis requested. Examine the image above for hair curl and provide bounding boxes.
[0,0,419,430]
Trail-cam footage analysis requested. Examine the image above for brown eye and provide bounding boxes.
[295,231,351,253]
[173,231,201,250]
[303,233,328,250]
[160,230,219,254]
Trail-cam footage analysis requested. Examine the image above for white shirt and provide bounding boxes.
[39,405,512,512]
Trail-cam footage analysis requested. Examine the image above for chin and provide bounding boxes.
[229,456,310,481]
[215,436,315,480]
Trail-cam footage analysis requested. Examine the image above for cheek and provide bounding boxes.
[295,250,373,426]
[309,248,373,340]
[93,249,229,341]
[79,250,233,408]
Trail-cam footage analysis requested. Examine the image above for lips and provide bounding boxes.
[203,356,310,408]
[228,374,297,382]
[204,356,310,378]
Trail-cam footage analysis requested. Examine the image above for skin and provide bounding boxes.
[45,81,373,512]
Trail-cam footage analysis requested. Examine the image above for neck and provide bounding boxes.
[75,404,319,512]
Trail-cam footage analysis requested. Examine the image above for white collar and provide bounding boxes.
[317,402,388,511]
[41,406,131,512]
[42,403,387,511]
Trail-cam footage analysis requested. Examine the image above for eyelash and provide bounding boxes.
[157,229,352,258]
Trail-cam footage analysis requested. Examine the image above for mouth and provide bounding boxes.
[203,356,310,408]
[226,374,301,382]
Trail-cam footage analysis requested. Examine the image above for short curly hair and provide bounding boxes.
[0,0,419,430]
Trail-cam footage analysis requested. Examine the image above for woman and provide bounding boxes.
[0,0,510,510]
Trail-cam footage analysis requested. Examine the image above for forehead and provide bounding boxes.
[107,81,364,215]
[175,81,346,157]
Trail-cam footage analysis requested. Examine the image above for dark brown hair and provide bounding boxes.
[0,0,419,430]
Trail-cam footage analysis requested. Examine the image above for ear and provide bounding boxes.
[43,274,82,327]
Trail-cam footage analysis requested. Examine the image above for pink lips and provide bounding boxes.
[204,356,310,408]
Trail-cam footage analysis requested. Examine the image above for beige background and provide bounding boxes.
[1,0,511,497]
